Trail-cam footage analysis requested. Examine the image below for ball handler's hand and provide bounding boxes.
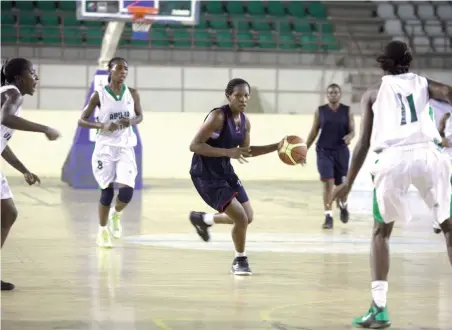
[227,147,252,164]
[328,182,350,208]
[102,122,120,132]
[118,118,131,129]
[23,172,41,186]
[343,134,353,145]
[44,127,61,141]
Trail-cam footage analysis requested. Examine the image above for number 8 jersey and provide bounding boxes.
[371,73,441,152]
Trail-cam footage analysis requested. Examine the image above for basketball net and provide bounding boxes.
[128,6,158,40]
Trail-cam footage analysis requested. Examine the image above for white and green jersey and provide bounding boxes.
[95,84,137,148]
[430,98,452,158]
[371,73,441,152]
[0,85,21,154]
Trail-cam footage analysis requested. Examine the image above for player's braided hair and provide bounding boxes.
[107,56,127,83]
[376,40,413,75]
[1,58,31,86]
[225,78,250,97]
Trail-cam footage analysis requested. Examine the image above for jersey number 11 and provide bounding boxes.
[397,93,418,126]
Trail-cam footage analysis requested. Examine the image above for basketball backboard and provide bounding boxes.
[77,0,200,25]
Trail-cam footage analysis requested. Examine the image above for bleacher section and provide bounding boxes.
[0,1,340,52]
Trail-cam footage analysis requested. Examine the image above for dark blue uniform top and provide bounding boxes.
[316,103,350,149]
[190,105,246,179]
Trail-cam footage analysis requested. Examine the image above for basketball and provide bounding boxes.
[278,135,307,165]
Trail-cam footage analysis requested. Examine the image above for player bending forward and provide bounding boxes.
[78,57,143,248]
[330,40,452,329]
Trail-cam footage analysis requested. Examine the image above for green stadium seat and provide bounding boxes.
[19,26,37,43]
[204,1,223,14]
[215,31,233,48]
[293,20,311,33]
[1,13,15,25]
[226,1,245,15]
[231,18,250,31]
[194,30,211,47]
[195,17,209,29]
[287,2,305,17]
[307,2,326,18]
[237,32,254,48]
[246,1,266,15]
[15,1,34,10]
[17,13,37,25]
[41,27,61,45]
[61,14,80,26]
[40,14,59,26]
[83,20,104,28]
[59,1,76,11]
[300,34,318,51]
[275,21,291,33]
[257,31,276,49]
[173,30,191,47]
[130,39,149,48]
[209,16,229,30]
[37,1,56,11]
[85,29,103,45]
[317,23,334,34]
[64,28,83,45]
[278,33,298,49]
[1,1,13,10]
[321,34,340,50]
[1,25,16,43]
[252,20,271,31]
[150,28,170,47]
[267,2,286,16]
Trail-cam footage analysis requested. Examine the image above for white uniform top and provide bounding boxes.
[371,73,441,152]
[95,84,137,148]
[0,85,21,154]
[430,99,452,158]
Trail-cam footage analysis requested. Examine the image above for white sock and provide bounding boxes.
[203,213,214,225]
[371,281,388,308]
[99,225,108,231]
[339,201,348,208]
[325,210,333,216]
[235,251,246,257]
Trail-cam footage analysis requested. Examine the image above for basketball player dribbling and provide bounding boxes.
[188,78,280,276]
[78,57,143,248]
[330,41,452,329]
[1,58,60,290]
[306,83,355,229]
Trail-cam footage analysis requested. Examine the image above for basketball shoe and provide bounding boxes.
[1,280,15,291]
[231,256,252,276]
[352,301,391,329]
[109,208,122,239]
[189,211,211,242]
[97,226,113,248]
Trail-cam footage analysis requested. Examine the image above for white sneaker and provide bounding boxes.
[108,209,122,239]
[97,227,113,248]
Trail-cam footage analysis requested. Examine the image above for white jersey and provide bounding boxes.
[430,99,452,159]
[0,85,21,154]
[371,73,441,152]
[95,85,137,148]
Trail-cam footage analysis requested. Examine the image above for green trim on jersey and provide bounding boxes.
[371,159,385,223]
[105,84,126,101]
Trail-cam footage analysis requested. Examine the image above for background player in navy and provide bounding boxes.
[189,78,279,276]
[1,58,60,290]
[306,83,355,229]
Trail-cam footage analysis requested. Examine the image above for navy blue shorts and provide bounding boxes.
[191,175,249,212]
[316,146,350,185]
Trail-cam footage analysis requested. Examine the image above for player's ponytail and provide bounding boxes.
[377,40,412,75]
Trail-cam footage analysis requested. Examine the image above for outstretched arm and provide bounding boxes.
[1,145,29,174]
[306,109,320,150]
[1,88,49,133]
[241,115,278,157]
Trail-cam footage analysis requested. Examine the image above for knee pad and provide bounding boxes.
[117,186,134,204]
[100,187,114,206]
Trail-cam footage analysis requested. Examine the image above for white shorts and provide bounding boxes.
[0,172,13,200]
[91,144,137,190]
[371,143,451,224]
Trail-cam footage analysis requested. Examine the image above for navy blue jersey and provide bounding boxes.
[316,103,350,149]
[190,105,246,179]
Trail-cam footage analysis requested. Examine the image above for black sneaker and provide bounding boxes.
[1,280,15,291]
[189,211,211,242]
[322,215,333,229]
[339,205,349,223]
[433,227,442,234]
[231,256,252,276]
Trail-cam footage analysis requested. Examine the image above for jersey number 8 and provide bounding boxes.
[397,93,418,126]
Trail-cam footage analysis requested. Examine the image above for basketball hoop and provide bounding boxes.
[128,6,158,37]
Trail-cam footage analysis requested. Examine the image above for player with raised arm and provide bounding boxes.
[1,58,60,291]
[330,41,452,329]
[188,78,280,276]
[78,57,143,248]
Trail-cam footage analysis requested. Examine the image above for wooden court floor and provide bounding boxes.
[1,178,451,330]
